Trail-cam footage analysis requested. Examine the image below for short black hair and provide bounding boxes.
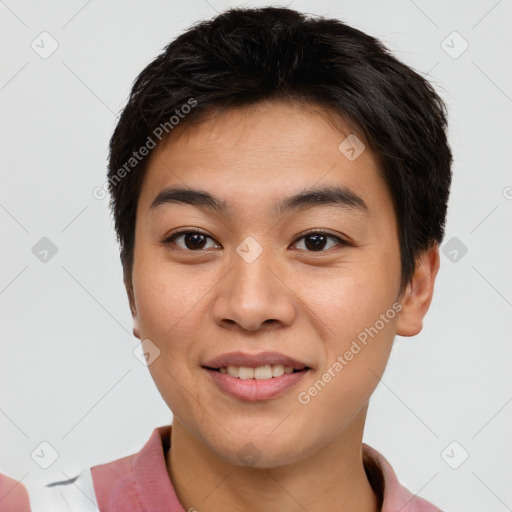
[107,6,452,299]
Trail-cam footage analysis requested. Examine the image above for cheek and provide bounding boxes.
[133,252,210,341]
[305,258,399,341]
[297,262,399,398]
[132,262,207,413]
[297,284,398,433]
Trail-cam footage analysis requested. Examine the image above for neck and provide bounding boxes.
[166,409,379,512]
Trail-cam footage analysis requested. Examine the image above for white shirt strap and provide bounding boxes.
[26,468,99,512]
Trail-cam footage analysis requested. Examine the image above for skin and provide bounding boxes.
[127,99,440,511]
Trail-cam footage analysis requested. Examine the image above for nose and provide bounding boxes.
[211,242,296,332]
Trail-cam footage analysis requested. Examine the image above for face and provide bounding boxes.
[130,100,406,467]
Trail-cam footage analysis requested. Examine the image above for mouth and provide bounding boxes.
[202,364,310,380]
[201,350,312,374]
[200,352,313,401]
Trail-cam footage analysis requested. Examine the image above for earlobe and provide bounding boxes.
[132,315,141,340]
[126,282,141,339]
[395,244,440,337]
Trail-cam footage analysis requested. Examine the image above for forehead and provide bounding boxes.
[138,100,391,219]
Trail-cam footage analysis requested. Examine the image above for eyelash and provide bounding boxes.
[161,229,350,252]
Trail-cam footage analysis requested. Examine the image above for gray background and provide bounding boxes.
[1,0,511,510]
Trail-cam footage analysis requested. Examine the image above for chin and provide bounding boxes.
[212,431,309,469]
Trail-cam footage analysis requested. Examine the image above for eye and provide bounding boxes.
[161,229,349,253]
[292,230,348,252]
[161,229,219,251]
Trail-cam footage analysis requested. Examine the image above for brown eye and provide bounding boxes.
[293,231,347,252]
[162,230,219,251]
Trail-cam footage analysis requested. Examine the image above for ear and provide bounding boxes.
[395,244,440,337]
[126,280,141,339]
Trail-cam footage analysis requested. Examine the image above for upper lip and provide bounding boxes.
[202,351,311,370]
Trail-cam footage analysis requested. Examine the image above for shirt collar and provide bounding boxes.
[130,425,439,512]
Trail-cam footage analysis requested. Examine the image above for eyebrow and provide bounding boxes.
[149,184,369,216]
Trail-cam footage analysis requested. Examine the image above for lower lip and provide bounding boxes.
[203,368,310,401]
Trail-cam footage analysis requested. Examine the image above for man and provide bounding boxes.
[1,6,451,511]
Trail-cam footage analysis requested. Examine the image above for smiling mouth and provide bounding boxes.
[202,365,311,380]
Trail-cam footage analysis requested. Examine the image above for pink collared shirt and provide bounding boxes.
[0,425,442,511]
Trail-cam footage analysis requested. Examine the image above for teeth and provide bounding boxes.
[238,367,254,379]
[254,365,272,379]
[272,365,284,377]
[220,364,301,380]
[227,366,239,378]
